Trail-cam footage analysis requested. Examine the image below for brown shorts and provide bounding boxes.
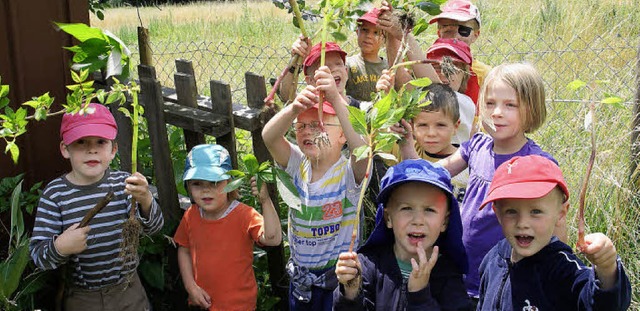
[64,273,150,311]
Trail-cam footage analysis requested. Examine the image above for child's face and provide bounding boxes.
[305,52,348,93]
[437,18,479,46]
[412,111,459,156]
[60,136,117,185]
[483,79,525,146]
[356,22,384,56]
[433,62,465,92]
[294,109,345,160]
[187,179,230,220]
[385,182,449,262]
[493,188,568,263]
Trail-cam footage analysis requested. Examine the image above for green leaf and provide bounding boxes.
[227,169,246,178]
[352,145,371,162]
[416,1,442,15]
[567,79,587,91]
[9,179,23,246]
[54,22,105,42]
[376,152,397,162]
[71,70,81,83]
[347,105,367,135]
[330,31,348,42]
[413,18,430,36]
[0,85,9,98]
[223,176,246,193]
[258,161,271,172]
[6,141,19,164]
[408,77,432,88]
[242,154,260,175]
[273,167,299,198]
[600,96,623,106]
[372,92,394,129]
[0,239,30,300]
[138,260,164,290]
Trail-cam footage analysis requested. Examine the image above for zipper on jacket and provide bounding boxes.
[495,262,510,310]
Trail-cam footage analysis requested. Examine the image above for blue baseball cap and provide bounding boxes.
[183,144,233,183]
[361,159,468,273]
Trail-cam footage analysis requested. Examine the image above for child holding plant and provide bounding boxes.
[477,155,631,310]
[333,159,472,310]
[345,7,389,102]
[29,103,164,311]
[436,63,565,304]
[173,144,282,310]
[262,42,369,310]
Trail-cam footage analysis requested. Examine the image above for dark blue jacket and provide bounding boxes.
[333,243,473,310]
[478,237,632,311]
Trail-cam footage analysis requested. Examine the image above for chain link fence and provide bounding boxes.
[132,34,639,209]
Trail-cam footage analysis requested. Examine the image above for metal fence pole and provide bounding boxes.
[632,38,640,190]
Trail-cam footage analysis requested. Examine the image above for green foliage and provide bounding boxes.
[0,174,41,215]
[55,22,132,82]
[0,177,50,311]
[387,0,446,36]
[88,0,108,20]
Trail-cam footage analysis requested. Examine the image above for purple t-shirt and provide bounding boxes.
[459,133,557,297]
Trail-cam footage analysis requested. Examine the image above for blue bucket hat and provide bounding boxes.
[360,159,468,273]
[183,144,233,183]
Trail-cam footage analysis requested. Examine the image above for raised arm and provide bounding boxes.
[253,177,282,246]
[277,35,311,102]
[436,149,467,177]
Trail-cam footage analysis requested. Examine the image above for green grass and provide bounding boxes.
[93,0,640,308]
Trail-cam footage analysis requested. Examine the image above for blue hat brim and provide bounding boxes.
[183,166,231,183]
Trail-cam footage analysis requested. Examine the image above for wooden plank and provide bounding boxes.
[138,64,181,223]
[175,71,205,150]
[245,71,288,310]
[162,102,231,138]
[210,80,238,169]
[175,59,195,77]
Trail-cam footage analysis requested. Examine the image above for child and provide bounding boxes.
[428,0,492,104]
[29,103,164,311]
[262,41,369,310]
[426,38,476,142]
[477,155,632,310]
[437,63,564,302]
[345,7,388,102]
[173,144,282,310]
[333,159,472,310]
[389,83,469,205]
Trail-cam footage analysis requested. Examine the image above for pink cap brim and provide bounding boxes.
[428,46,472,65]
[479,181,560,210]
[309,101,337,115]
[429,12,476,24]
[62,124,117,145]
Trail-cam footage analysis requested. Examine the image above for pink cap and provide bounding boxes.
[427,38,473,65]
[479,155,569,210]
[428,0,481,26]
[357,8,381,25]
[303,42,347,75]
[60,103,118,145]
[309,101,337,115]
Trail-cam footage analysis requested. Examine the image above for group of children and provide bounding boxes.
[28,0,632,310]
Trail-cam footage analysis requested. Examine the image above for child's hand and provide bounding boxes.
[291,85,319,114]
[125,172,153,208]
[407,243,438,292]
[378,2,403,40]
[582,233,618,290]
[390,119,413,143]
[54,223,90,256]
[376,69,395,94]
[313,66,340,103]
[335,251,361,300]
[250,176,270,204]
[187,284,212,309]
[291,34,311,59]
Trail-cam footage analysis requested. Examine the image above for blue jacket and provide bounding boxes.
[478,237,632,311]
[333,243,473,311]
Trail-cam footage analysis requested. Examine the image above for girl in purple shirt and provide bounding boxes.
[438,63,564,301]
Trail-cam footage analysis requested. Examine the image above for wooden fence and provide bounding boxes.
[110,59,289,309]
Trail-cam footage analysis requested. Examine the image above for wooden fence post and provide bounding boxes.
[138,64,181,223]
[138,27,153,67]
[175,59,206,151]
[245,72,289,310]
[210,80,238,169]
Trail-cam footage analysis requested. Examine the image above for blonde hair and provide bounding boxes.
[479,63,546,133]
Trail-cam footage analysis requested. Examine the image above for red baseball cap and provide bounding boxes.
[428,0,481,26]
[357,7,381,25]
[427,38,473,65]
[479,155,570,210]
[60,103,118,145]
[303,42,347,75]
[308,101,337,115]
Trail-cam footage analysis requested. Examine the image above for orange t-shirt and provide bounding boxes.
[174,202,264,311]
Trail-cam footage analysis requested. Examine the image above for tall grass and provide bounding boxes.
[92,0,639,308]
